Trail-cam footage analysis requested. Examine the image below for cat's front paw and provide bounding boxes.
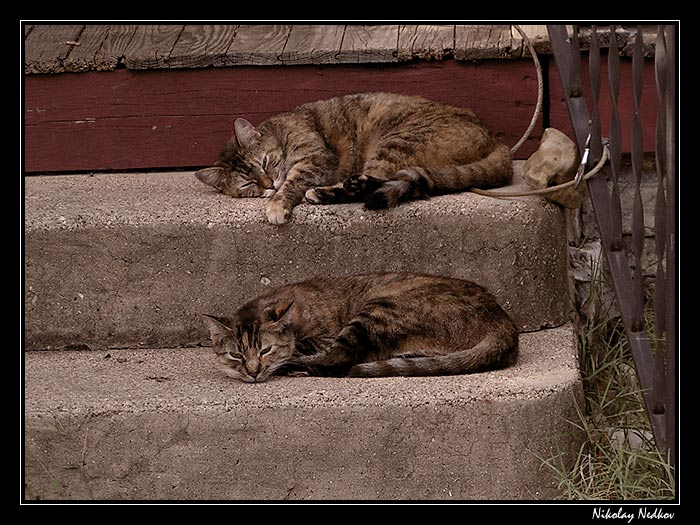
[304,188,323,204]
[287,370,311,377]
[305,185,347,204]
[265,200,291,225]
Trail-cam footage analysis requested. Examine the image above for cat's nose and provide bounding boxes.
[259,175,274,189]
[246,359,261,377]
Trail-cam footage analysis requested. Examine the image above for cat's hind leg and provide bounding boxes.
[363,167,432,210]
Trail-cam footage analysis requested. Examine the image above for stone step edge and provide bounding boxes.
[24,324,584,500]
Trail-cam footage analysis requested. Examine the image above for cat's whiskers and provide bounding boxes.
[219,365,247,381]
[266,359,291,377]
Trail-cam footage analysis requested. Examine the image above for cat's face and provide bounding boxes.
[195,118,285,199]
[202,299,295,383]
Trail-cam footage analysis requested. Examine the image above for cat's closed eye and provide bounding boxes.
[260,345,273,356]
[226,352,244,362]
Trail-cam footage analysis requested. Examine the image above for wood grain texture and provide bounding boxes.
[337,25,398,63]
[122,25,184,69]
[168,25,239,68]
[397,25,454,61]
[280,25,344,64]
[514,24,551,56]
[62,24,109,72]
[24,25,85,73]
[223,24,292,65]
[62,24,138,72]
[455,25,516,60]
[22,25,659,73]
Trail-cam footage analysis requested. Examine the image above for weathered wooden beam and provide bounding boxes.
[280,25,345,65]
[222,24,292,65]
[24,25,84,73]
[122,25,184,69]
[167,25,239,68]
[455,25,516,60]
[62,24,138,72]
[337,25,398,63]
[397,25,454,61]
[512,25,551,56]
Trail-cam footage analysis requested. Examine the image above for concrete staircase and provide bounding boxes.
[23,163,583,500]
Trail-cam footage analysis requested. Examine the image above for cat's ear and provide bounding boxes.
[201,314,234,345]
[262,299,294,325]
[233,118,262,149]
[195,167,227,190]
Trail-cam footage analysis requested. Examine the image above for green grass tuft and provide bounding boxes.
[541,256,675,500]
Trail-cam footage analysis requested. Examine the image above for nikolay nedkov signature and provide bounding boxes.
[592,507,675,523]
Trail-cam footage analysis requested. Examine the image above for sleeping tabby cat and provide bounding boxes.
[202,273,518,382]
[195,92,512,224]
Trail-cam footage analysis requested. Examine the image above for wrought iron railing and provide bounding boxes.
[547,24,676,467]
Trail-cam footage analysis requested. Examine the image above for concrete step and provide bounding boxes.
[24,162,571,350]
[24,324,582,500]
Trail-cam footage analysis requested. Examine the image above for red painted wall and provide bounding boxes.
[24,57,658,174]
[24,60,543,173]
[548,56,659,154]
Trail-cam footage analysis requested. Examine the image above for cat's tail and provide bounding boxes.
[363,142,513,209]
[346,332,518,378]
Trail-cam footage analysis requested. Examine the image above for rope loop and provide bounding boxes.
[470,143,610,199]
[510,25,544,156]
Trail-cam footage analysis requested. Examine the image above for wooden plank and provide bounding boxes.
[512,24,551,56]
[280,25,345,65]
[24,25,84,73]
[62,24,138,72]
[455,24,516,60]
[62,24,110,72]
[223,25,292,65]
[337,25,398,63]
[167,25,239,68]
[397,25,454,61]
[97,25,140,68]
[122,25,184,69]
[25,61,550,173]
[574,25,657,57]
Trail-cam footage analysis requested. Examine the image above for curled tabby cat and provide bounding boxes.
[201,273,518,382]
[195,92,512,224]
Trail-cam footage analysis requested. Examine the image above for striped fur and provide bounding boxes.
[195,93,513,224]
[202,273,518,381]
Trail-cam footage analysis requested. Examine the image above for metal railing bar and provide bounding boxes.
[589,26,603,166]
[662,24,677,469]
[546,24,670,456]
[608,27,625,255]
[653,27,667,343]
[631,27,646,313]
